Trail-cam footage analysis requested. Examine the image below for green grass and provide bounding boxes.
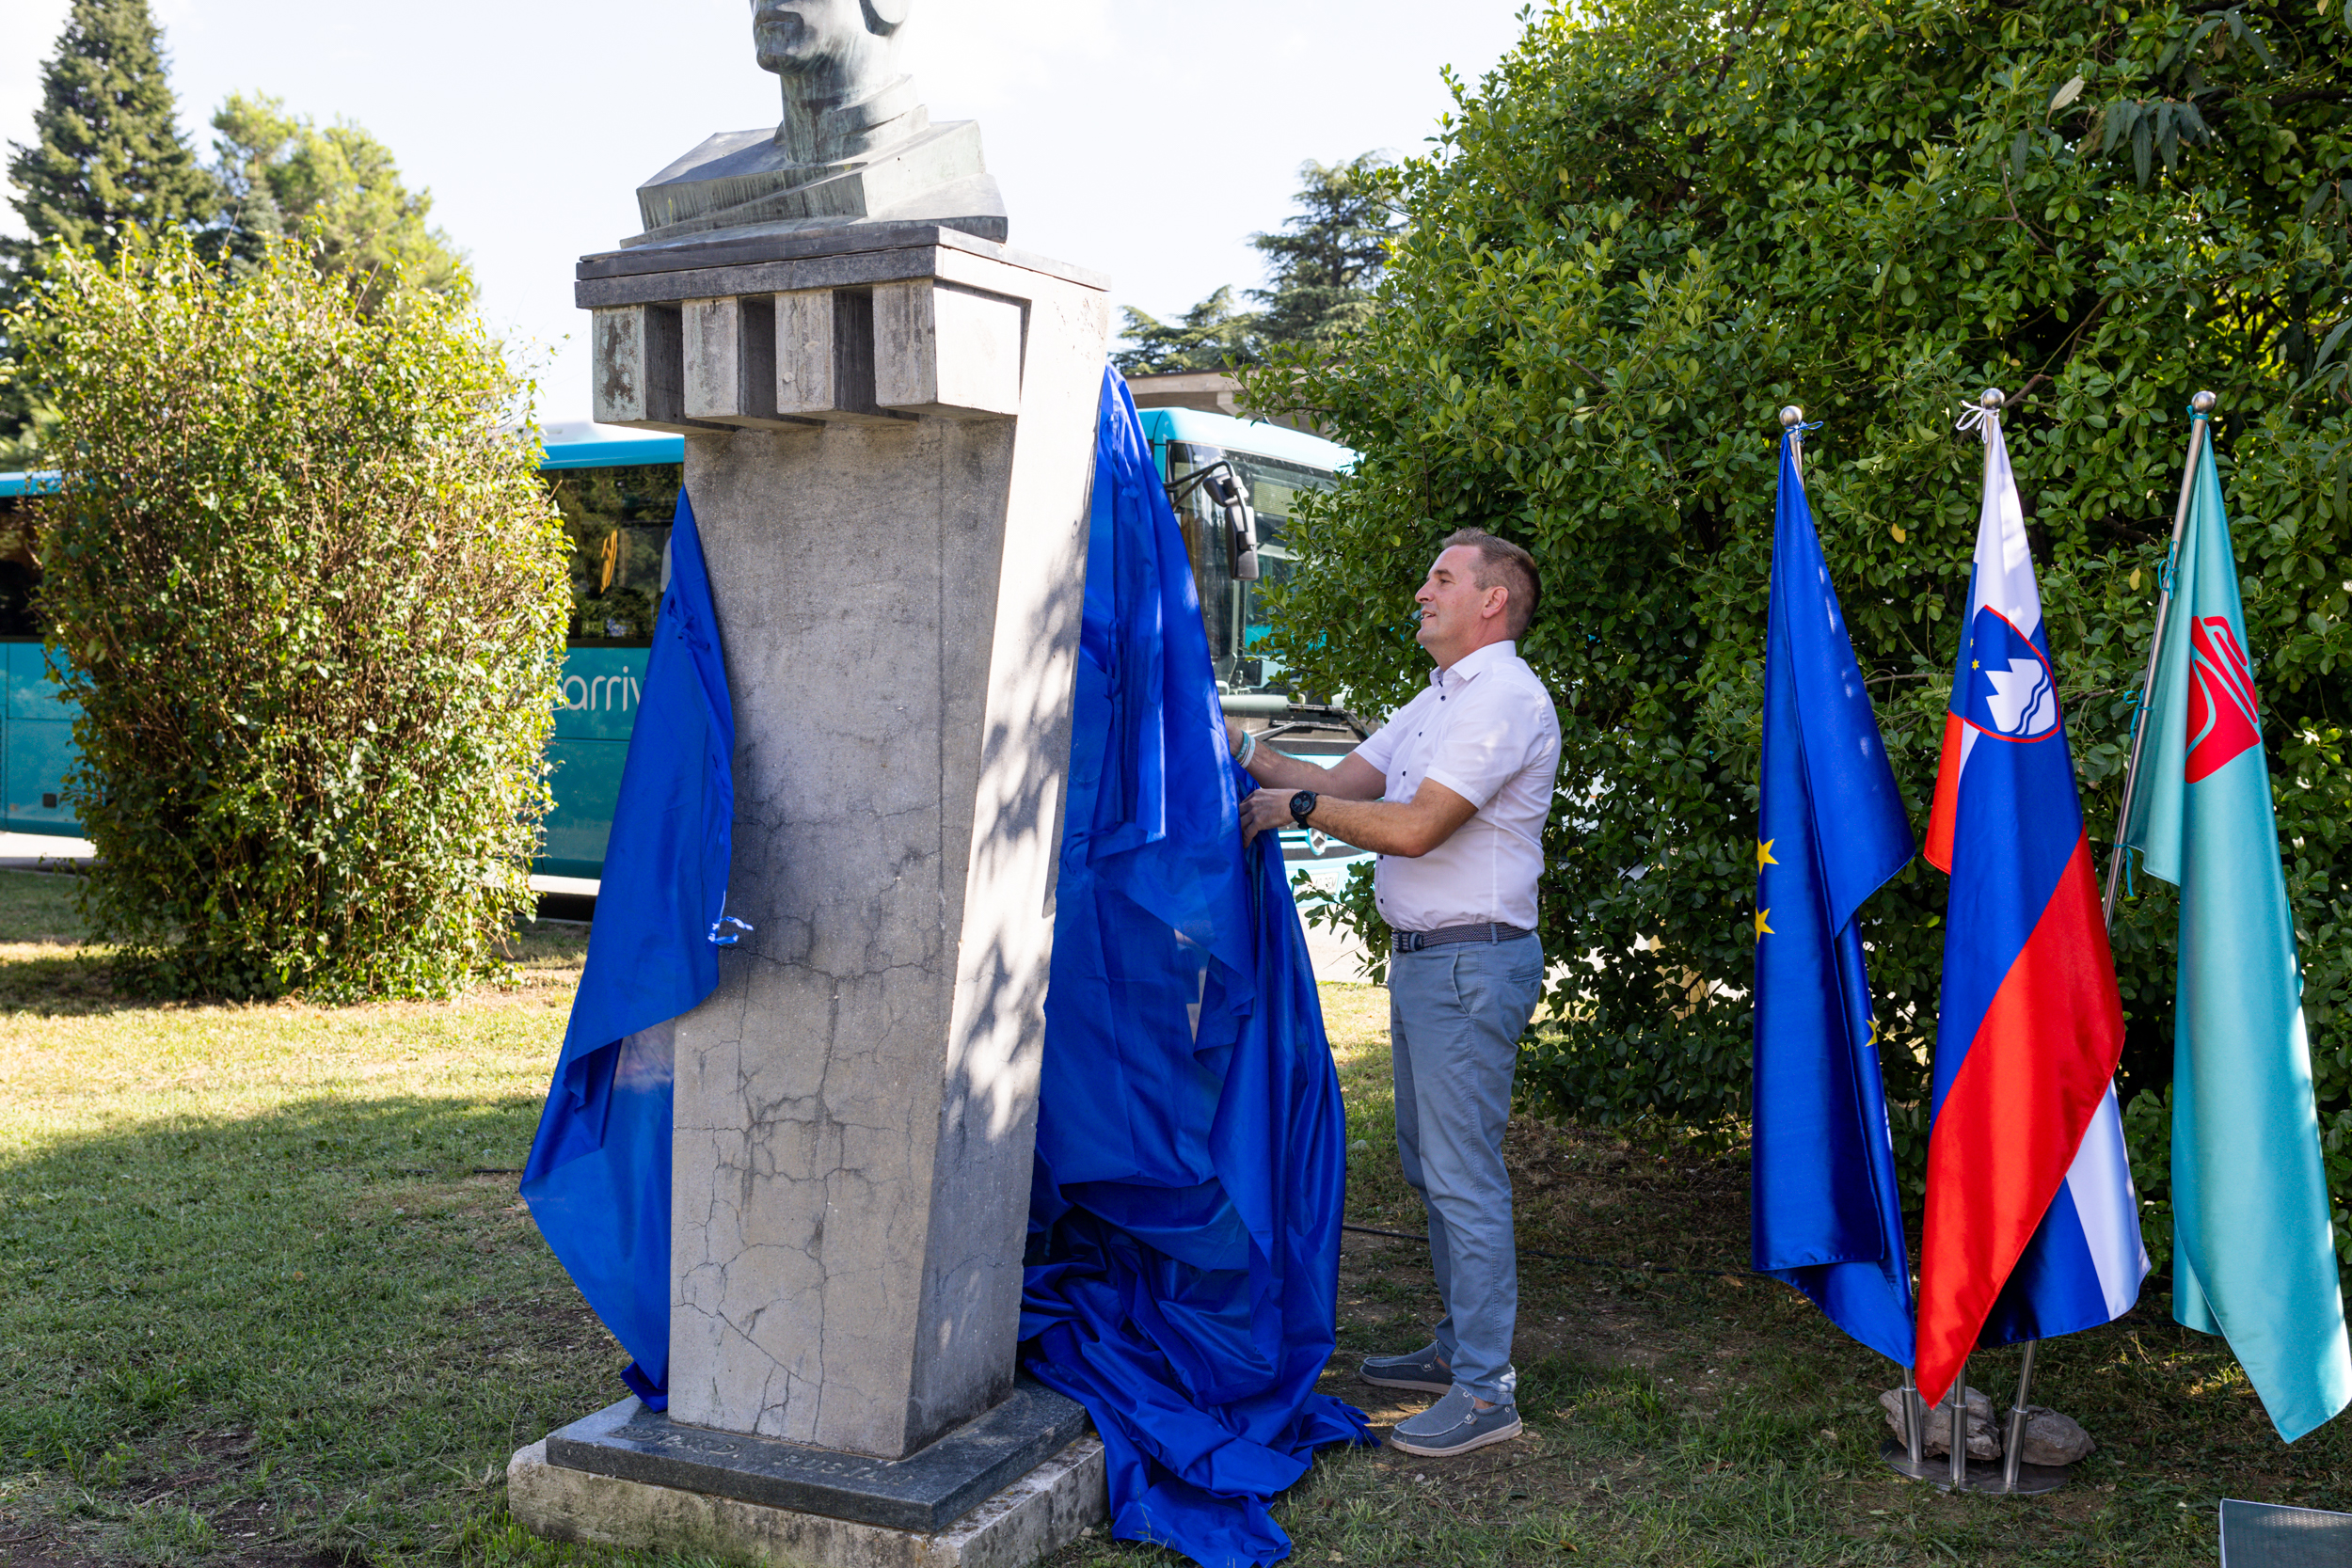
[0,872,2340,1568]
[0,871,608,1568]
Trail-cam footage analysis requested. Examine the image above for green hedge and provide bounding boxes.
[1253,0,2352,1257]
[15,234,569,998]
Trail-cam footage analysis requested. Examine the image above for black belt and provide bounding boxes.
[1390,923,1534,953]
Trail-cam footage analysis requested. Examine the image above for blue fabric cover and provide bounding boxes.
[521,491,735,1405]
[1021,370,1374,1568]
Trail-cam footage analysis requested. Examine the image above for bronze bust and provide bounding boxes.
[623,0,1006,249]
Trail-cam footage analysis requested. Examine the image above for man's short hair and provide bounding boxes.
[1439,528,1540,638]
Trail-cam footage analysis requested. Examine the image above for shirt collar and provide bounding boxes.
[1430,640,1518,691]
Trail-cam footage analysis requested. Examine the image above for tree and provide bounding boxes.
[2,0,213,465]
[3,0,211,260]
[1111,285,1263,376]
[1112,155,1402,376]
[209,94,473,307]
[11,233,566,998]
[1248,153,1398,347]
[1246,1,2352,1250]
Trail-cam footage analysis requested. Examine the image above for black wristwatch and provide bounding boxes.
[1289,790,1319,826]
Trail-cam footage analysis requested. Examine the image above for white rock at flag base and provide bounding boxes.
[1878,1387,2095,1465]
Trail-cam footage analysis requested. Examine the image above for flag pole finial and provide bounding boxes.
[1778,404,1804,429]
[2191,389,2217,415]
[1980,387,2006,411]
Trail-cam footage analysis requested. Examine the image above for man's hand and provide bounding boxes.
[1242,776,1479,859]
[1239,788,1297,847]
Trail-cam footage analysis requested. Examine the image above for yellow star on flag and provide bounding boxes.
[1754,908,1772,942]
[1756,838,1777,872]
[1866,1017,1880,1048]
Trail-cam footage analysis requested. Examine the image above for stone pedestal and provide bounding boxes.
[510,222,1112,1567]
[509,1428,1106,1568]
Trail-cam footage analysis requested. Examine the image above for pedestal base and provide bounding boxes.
[508,1431,1105,1568]
[545,1383,1091,1532]
[1877,1439,2070,1496]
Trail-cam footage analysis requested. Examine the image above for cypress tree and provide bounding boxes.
[5,0,213,260]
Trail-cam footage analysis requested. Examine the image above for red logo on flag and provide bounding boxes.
[2185,615,2260,783]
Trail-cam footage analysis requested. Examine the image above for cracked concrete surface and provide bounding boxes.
[666,261,1109,1463]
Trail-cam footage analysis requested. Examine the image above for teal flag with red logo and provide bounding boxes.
[2120,415,2352,1443]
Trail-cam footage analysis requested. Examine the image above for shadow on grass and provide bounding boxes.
[0,864,589,1019]
[0,1092,623,1568]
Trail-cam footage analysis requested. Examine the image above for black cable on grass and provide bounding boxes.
[1341,1221,1747,1281]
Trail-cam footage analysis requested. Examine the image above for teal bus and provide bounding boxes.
[0,394,1369,888]
[0,468,70,840]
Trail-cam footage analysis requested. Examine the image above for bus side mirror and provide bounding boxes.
[1206,472,1260,581]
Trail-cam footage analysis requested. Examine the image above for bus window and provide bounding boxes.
[1165,443,1335,697]
[0,495,39,640]
[548,462,682,646]
[1225,450,1330,683]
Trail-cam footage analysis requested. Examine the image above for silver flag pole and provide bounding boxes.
[2102,390,2219,926]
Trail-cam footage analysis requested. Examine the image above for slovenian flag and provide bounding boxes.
[1750,427,1917,1367]
[2119,413,2351,1442]
[1916,403,2147,1407]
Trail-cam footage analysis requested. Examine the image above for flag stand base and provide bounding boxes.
[1878,1441,2069,1496]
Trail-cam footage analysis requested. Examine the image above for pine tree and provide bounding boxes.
[1108,152,1397,376]
[5,0,213,260]
[1111,286,1263,376]
[1247,154,1398,347]
[3,0,213,464]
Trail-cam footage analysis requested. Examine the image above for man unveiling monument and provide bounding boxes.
[507,3,1114,1563]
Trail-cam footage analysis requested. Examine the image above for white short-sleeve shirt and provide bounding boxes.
[1351,641,1562,933]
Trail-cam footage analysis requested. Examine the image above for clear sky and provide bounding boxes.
[1,1,1529,425]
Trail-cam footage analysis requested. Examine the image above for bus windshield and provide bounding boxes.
[550,463,681,646]
[1165,443,1335,698]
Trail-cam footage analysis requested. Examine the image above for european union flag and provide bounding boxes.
[521,490,737,1407]
[1751,431,1917,1365]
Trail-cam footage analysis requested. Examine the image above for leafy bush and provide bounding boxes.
[13,232,568,997]
[1251,0,2352,1228]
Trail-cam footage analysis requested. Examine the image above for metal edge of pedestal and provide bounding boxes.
[544,1375,1094,1534]
[1878,1440,2070,1497]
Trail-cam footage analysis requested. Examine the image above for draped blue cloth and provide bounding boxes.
[521,491,735,1406]
[1021,370,1374,1568]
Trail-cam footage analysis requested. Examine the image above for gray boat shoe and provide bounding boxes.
[1389,1385,1525,1457]
[1359,1342,1453,1394]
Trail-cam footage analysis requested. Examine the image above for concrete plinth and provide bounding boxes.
[639,228,1106,1461]
[507,1433,1106,1568]
[544,1383,1091,1534]
[513,219,1112,1568]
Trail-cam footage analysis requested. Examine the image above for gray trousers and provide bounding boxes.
[1388,933,1544,1403]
